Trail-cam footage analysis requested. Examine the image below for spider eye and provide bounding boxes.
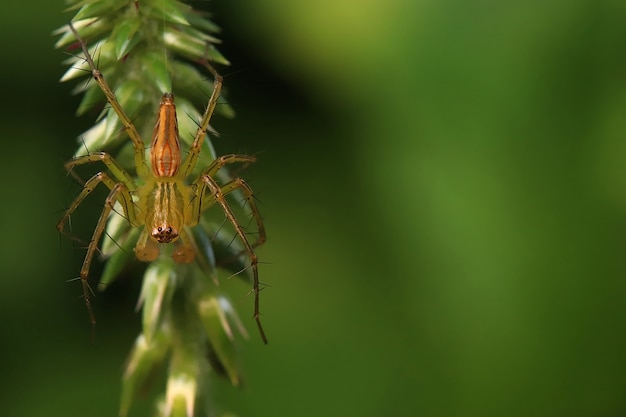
[151,225,179,243]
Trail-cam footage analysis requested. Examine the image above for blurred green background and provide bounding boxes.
[2,0,626,416]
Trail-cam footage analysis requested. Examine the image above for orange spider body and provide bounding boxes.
[58,23,268,343]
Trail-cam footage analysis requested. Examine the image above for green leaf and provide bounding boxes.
[72,0,128,21]
[101,79,146,147]
[174,97,202,148]
[146,0,190,25]
[169,61,234,120]
[142,50,172,93]
[75,83,105,116]
[101,207,131,256]
[190,225,218,282]
[165,375,196,417]
[184,11,221,35]
[111,16,142,59]
[114,78,148,121]
[102,107,123,148]
[99,225,140,291]
[205,43,230,66]
[121,329,171,417]
[163,26,205,61]
[198,294,245,386]
[200,220,251,283]
[73,119,106,157]
[54,18,112,49]
[138,259,176,341]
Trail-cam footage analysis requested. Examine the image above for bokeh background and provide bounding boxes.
[2,0,626,416]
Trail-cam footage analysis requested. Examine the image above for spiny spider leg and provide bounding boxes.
[177,53,268,343]
[195,155,266,252]
[200,177,266,250]
[64,151,138,192]
[180,59,223,179]
[57,172,138,329]
[197,174,267,344]
[68,23,148,177]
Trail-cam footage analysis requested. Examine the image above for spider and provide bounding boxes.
[57,23,267,343]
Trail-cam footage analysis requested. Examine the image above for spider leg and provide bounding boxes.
[196,154,256,179]
[57,172,138,237]
[57,172,138,328]
[193,154,264,252]
[68,23,148,178]
[179,60,223,179]
[173,228,196,263]
[199,178,266,251]
[64,151,137,191]
[134,228,159,262]
[195,174,267,344]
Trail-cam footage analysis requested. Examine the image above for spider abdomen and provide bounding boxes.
[151,93,180,177]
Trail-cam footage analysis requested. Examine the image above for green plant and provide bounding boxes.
[55,1,266,416]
